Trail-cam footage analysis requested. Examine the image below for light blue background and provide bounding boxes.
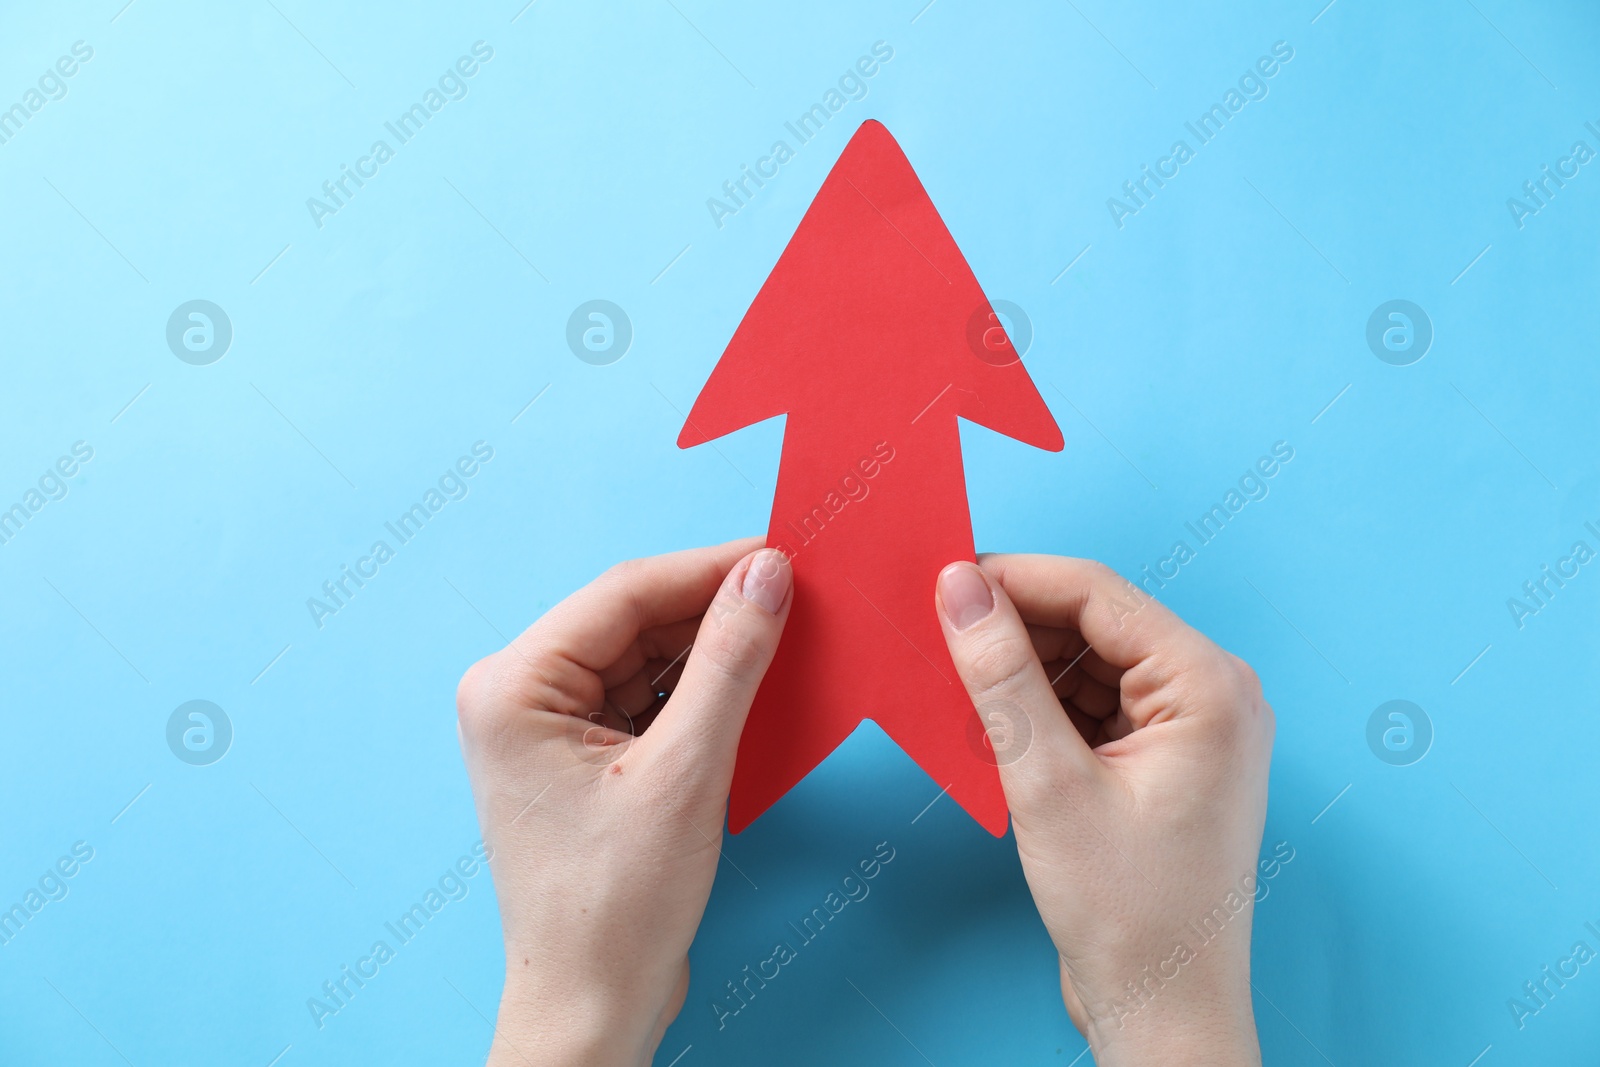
[1,1,1597,1063]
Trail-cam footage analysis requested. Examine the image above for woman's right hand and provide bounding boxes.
[935,555,1275,1066]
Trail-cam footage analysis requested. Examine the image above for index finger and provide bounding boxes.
[976,554,1212,670]
[516,536,763,671]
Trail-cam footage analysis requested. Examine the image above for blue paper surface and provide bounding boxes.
[1,1,1596,1063]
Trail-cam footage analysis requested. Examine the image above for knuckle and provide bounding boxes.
[455,654,502,734]
[705,586,743,627]
[696,609,768,680]
[456,642,589,739]
[1228,653,1276,738]
[1258,695,1277,741]
[596,558,645,606]
[1187,651,1274,745]
[961,628,1037,702]
[1227,652,1263,696]
[1082,560,1146,620]
[1081,559,1124,589]
[603,557,643,585]
[1007,748,1095,826]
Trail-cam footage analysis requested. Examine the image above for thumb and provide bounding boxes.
[636,548,792,778]
[935,561,1100,797]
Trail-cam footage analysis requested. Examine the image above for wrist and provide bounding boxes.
[1085,987,1259,1067]
[489,974,657,1067]
[487,1027,640,1067]
[1090,1024,1260,1067]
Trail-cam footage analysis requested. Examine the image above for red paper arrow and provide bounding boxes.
[678,120,1063,836]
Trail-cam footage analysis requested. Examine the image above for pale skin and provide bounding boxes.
[456,538,1273,1065]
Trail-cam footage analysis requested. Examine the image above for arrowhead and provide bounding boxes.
[679,119,1063,452]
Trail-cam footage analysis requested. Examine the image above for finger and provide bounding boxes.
[638,655,691,704]
[519,537,762,674]
[602,645,696,720]
[597,617,701,690]
[630,702,668,737]
[1062,702,1103,746]
[587,700,637,736]
[634,548,793,776]
[604,671,663,719]
[1031,636,1125,694]
[1024,623,1087,667]
[1052,665,1107,717]
[977,555,1211,671]
[1065,674,1120,720]
[934,561,1100,790]
[1077,648,1125,688]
